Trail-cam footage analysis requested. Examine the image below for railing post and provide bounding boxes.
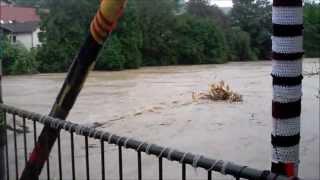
[271,0,303,177]
[0,58,7,180]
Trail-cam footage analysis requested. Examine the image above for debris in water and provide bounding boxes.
[192,81,243,102]
[134,112,143,116]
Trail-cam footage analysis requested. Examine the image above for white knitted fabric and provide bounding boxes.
[273,85,302,103]
[272,7,303,25]
[272,117,300,136]
[272,144,300,163]
[272,36,303,53]
[272,60,302,77]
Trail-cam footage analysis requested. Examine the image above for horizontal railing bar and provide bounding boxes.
[0,103,288,180]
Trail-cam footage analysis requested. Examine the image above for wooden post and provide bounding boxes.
[20,0,127,179]
[0,58,6,180]
[271,0,303,177]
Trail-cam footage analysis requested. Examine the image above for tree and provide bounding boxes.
[230,0,272,59]
[36,0,97,72]
[134,0,178,66]
[187,0,230,28]
[96,0,143,70]
[174,14,227,64]
[226,27,257,61]
[304,2,320,57]
[96,36,125,70]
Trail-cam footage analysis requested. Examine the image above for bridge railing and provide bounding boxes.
[0,103,288,180]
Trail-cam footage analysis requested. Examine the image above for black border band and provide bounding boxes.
[273,0,302,6]
[271,162,286,175]
[273,24,303,37]
[272,74,303,86]
[271,134,300,147]
[272,100,301,119]
[272,52,304,60]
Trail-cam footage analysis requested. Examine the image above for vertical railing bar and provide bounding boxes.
[4,112,9,180]
[85,136,90,180]
[46,157,50,180]
[57,133,63,180]
[137,151,142,180]
[118,145,123,180]
[158,157,163,180]
[33,119,36,146]
[70,132,76,180]
[22,117,28,164]
[45,130,50,180]
[182,163,186,180]
[101,140,105,180]
[207,171,212,180]
[13,114,18,180]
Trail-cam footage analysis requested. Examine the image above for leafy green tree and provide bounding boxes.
[96,0,143,70]
[134,0,178,66]
[174,14,227,64]
[187,0,230,28]
[304,2,320,57]
[36,0,97,72]
[226,27,257,61]
[96,36,125,70]
[230,0,272,59]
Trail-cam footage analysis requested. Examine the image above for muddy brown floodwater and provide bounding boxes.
[3,59,319,179]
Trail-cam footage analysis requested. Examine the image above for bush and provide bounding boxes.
[0,38,38,75]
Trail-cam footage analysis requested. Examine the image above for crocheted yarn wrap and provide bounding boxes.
[272,144,300,163]
[272,7,303,25]
[272,60,302,77]
[271,0,302,176]
[273,85,302,103]
[272,117,300,136]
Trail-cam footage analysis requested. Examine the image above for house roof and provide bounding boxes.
[0,21,39,33]
[0,6,40,23]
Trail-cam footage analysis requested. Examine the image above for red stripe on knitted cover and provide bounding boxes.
[285,163,295,177]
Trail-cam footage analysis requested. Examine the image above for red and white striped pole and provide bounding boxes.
[271,0,303,177]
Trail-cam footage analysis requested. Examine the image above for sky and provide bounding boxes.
[210,0,233,7]
[184,0,233,7]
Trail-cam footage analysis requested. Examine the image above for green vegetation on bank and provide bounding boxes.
[1,0,319,75]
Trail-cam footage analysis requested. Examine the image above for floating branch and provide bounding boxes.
[192,81,243,102]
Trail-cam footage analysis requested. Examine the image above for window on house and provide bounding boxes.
[12,35,16,43]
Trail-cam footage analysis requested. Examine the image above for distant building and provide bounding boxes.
[0,22,41,49]
[0,5,41,50]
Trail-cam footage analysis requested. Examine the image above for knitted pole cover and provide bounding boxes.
[271,0,303,177]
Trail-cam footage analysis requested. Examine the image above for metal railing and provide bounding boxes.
[0,103,288,180]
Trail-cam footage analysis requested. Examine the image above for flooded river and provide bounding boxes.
[3,59,319,179]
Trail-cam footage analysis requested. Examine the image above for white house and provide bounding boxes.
[0,22,41,49]
[0,5,41,50]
